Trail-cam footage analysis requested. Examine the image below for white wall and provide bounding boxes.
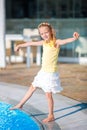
[0,0,6,68]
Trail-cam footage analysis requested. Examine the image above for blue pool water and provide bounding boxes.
[0,102,40,130]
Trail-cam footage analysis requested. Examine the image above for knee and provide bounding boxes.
[30,85,36,92]
[46,93,52,99]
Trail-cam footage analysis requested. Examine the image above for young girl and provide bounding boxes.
[10,22,79,123]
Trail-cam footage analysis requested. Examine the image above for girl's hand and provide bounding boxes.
[73,32,79,40]
[14,45,20,52]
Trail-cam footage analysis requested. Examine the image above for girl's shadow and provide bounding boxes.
[54,103,87,120]
[31,103,87,130]
[32,103,87,120]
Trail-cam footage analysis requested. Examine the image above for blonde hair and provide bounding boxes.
[38,22,56,41]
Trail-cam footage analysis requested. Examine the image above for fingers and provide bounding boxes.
[73,32,79,40]
[14,46,19,52]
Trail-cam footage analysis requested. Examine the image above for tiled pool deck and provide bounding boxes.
[0,82,87,130]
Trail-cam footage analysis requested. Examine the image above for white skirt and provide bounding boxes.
[32,69,63,94]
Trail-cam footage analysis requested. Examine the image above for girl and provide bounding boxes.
[10,22,79,123]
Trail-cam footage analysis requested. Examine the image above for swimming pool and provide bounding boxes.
[0,102,41,130]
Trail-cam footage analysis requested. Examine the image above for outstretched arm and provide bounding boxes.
[57,32,79,46]
[15,40,43,52]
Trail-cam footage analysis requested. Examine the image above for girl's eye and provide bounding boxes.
[40,33,42,35]
[40,33,43,35]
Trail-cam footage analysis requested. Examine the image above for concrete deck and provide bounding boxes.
[0,82,87,130]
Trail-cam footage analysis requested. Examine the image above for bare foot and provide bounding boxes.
[10,104,23,110]
[42,115,55,123]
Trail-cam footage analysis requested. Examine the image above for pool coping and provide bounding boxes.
[1,97,60,130]
[23,103,60,130]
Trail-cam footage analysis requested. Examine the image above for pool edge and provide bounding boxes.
[0,97,60,130]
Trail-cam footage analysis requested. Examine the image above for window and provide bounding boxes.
[6,0,87,18]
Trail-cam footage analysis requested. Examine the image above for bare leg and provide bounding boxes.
[42,92,55,123]
[10,85,36,110]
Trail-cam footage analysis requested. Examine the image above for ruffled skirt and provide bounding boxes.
[32,69,63,94]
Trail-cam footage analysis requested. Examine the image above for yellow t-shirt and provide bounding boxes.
[41,40,60,72]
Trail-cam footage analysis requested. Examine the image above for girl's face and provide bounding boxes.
[39,26,52,41]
